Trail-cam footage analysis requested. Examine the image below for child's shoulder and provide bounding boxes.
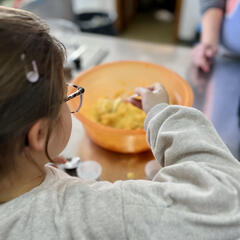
[43,165,123,203]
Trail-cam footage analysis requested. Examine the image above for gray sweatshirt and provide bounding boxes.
[1,104,240,240]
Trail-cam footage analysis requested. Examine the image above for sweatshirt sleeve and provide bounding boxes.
[200,0,226,14]
[144,104,238,168]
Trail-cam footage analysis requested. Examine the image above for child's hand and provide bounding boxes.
[128,83,169,113]
[191,43,218,73]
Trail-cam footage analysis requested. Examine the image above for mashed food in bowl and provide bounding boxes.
[91,98,146,130]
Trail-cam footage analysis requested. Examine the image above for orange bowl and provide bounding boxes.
[69,61,194,153]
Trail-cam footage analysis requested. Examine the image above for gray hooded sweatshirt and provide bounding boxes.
[0,104,240,240]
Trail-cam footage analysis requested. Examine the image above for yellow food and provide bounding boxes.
[91,98,146,130]
[127,172,135,180]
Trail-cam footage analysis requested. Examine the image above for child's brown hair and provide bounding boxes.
[0,7,66,176]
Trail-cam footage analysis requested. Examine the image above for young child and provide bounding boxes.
[0,7,240,240]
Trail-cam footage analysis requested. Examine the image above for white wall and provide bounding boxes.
[72,0,117,14]
[178,0,201,41]
[21,0,75,21]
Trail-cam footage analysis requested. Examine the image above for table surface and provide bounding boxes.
[62,33,240,182]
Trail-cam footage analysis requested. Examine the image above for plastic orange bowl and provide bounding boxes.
[69,61,194,153]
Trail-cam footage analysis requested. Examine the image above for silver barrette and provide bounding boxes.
[20,54,39,83]
[26,60,39,83]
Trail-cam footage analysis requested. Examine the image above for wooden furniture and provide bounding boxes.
[116,0,183,42]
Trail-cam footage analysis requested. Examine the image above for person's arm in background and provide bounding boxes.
[192,0,225,72]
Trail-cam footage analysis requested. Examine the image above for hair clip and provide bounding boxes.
[26,60,39,83]
[20,54,39,83]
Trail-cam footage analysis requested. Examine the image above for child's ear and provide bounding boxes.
[27,119,49,152]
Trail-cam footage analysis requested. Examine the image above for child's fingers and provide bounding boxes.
[146,86,155,91]
[134,84,166,99]
[152,82,165,91]
[127,98,142,109]
[135,87,151,97]
[135,83,164,95]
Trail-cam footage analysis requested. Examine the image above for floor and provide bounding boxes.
[119,11,175,45]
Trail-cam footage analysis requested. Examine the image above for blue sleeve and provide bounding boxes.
[200,0,226,14]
